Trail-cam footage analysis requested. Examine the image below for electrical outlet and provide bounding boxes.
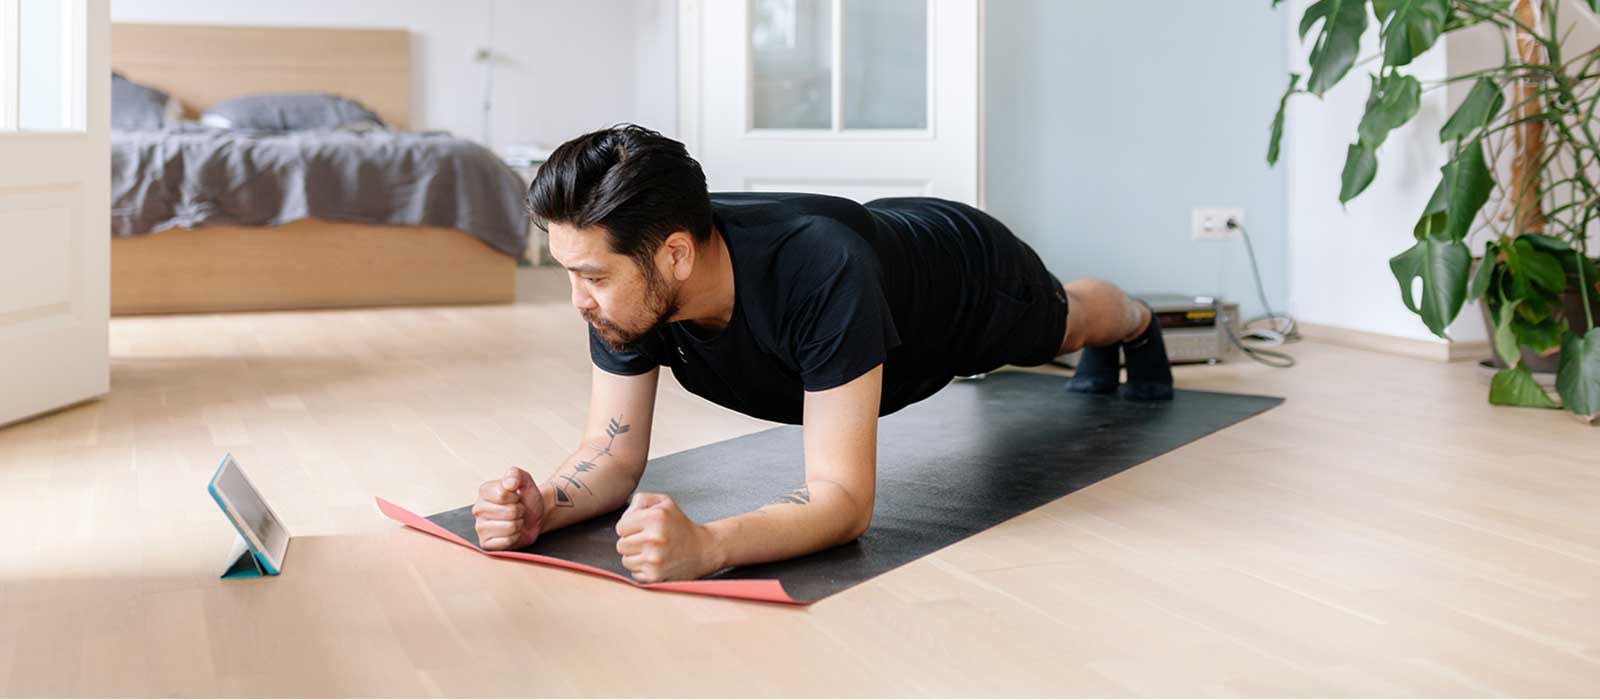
[1192,207,1244,241]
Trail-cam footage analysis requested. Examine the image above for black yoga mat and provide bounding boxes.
[421,371,1283,603]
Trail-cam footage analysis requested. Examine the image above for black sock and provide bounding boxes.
[1065,344,1119,394]
[1119,301,1174,401]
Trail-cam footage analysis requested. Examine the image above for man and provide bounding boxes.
[471,125,1172,583]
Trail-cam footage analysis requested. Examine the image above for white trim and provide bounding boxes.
[742,0,755,133]
[923,0,936,136]
[974,0,985,209]
[743,175,931,193]
[740,127,932,140]
[946,0,979,204]
[0,0,18,130]
[677,0,703,154]
[828,0,841,132]
[64,0,85,131]
[1283,0,1300,326]
[1296,321,1491,363]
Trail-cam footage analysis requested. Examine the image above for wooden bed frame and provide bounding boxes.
[110,23,517,315]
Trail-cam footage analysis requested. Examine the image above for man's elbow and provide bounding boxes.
[816,480,873,542]
[843,507,873,542]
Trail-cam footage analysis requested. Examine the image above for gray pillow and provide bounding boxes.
[199,92,387,132]
[111,72,178,131]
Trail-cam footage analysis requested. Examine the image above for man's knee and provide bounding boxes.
[1064,278,1118,299]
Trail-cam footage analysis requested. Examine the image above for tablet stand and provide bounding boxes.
[221,534,274,579]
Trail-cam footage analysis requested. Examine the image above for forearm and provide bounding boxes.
[703,479,869,571]
[537,439,644,533]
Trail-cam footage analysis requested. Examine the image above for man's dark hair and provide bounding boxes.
[527,124,712,271]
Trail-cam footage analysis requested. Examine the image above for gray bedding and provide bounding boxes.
[111,124,531,259]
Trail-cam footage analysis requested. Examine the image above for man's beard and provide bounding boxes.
[586,266,679,353]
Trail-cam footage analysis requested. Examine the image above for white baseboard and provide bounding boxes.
[1296,321,1490,363]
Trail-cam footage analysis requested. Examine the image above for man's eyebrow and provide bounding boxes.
[564,263,607,274]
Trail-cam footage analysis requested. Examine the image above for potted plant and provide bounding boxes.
[1269,0,1600,420]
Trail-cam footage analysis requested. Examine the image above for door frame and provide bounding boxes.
[0,0,18,128]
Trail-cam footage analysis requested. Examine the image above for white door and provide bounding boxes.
[0,0,109,427]
[680,0,980,205]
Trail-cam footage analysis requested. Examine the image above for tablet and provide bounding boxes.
[207,453,289,575]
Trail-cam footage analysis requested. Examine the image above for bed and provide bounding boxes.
[109,23,525,315]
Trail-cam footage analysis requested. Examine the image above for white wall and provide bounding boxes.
[110,0,679,152]
[984,1,1289,322]
[1284,0,1486,343]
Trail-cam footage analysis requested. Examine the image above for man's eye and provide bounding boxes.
[585,277,605,285]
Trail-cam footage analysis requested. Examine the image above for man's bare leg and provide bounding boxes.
[1056,278,1174,401]
[1056,279,1149,355]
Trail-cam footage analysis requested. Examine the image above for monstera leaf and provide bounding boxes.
[1520,233,1571,255]
[1337,72,1423,202]
[1390,235,1471,337]
[1301,0,1370,95]
[1414,178,1448,238]
[1512,315,1567,353]
[1489,366,1560,409]
[1267,73,1301,166]
[1445,0,1510,30]
[1466,242,1498,301]
[1340,143,1379,203]
[1440,77,1505,143]
[1373,0,1449,67]
[1408,139,1491,243]
[1359,72,1422,149]
[1493,298,1522,368]
[1358,73,1422,148]
[1505,237,1568,295]
[1442,138,1493,242]
[1557,329,1600,415]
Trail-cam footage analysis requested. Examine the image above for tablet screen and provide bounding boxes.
[212,456,289,569]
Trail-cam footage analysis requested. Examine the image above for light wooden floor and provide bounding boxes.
[2,267,1598,697]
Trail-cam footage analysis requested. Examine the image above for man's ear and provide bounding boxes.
[659,231,697,282]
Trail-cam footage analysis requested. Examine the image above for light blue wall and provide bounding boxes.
[984,0,1289,320]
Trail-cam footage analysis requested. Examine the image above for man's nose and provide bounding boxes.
[571,284,598,311]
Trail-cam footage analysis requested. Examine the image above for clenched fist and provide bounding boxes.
[614,492,722,583]
[473,467,544,550]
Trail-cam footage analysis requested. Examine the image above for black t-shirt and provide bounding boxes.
[590,192,1032,425]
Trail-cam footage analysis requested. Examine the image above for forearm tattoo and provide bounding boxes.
[768,484,812,506]
[552,415,630,508]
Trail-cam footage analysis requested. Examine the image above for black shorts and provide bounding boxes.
[948,228,1070,376]
[862,195,1070,381]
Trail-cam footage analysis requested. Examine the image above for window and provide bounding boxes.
[748,0,928,132]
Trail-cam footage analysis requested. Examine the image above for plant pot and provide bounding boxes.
[1479,268,1600,372]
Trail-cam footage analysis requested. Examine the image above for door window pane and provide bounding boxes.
[11,0,83,132]
[750,0,832,129]
[18,0,74,130]
[841,0,926,129]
